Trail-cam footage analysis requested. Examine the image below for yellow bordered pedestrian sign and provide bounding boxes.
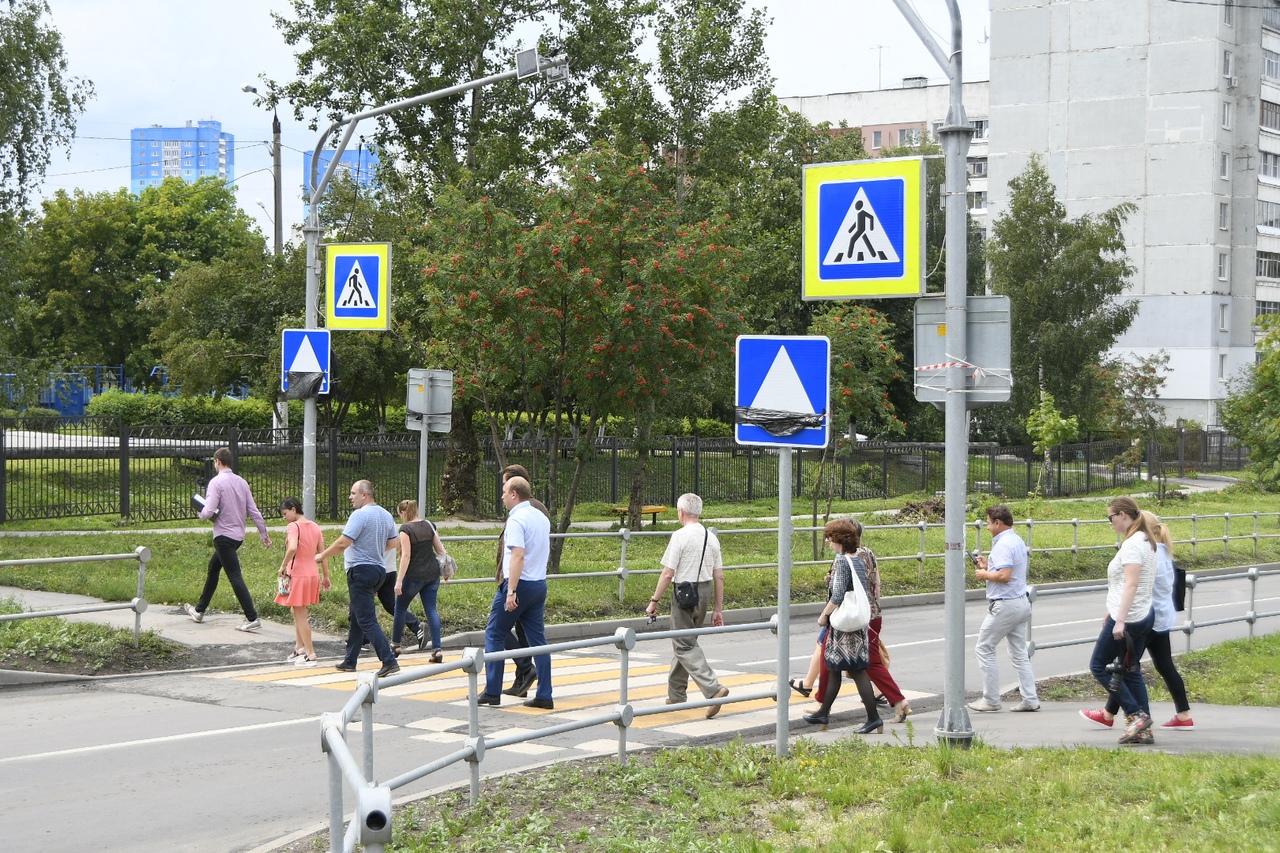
[802,156,925,299]
[326,242,391,330]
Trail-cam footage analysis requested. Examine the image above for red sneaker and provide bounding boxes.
[1079,708,1114,728]
[1160,716,1195,731]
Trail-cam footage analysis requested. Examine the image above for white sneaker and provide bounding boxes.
[294,656,317,668]
[967,699,1002,712]
[182,604,203,623]
[235,619,262,632]
[286,649,305,663]
[1010,700,1041,712]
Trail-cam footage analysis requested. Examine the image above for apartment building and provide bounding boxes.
[130,120,234,194]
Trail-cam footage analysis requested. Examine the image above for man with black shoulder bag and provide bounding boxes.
[645,493,730,717]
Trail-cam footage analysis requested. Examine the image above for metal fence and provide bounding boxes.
[0,546,152,646]
[320,618,781,853]
[0,418,1251,524]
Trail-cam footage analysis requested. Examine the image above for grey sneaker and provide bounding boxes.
[235,619,262,632]
[182,603,203,623]
[1010,699,1041,712]
[967,699,1002,712]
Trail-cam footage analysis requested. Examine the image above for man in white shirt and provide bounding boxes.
[645,493,730,718]
[968,504,1039,713]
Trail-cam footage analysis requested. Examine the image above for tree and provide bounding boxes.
[410,145,744,561]
[0,0,92,216]
[1222,316,1280,488]
[984,155,1137,440]
[6,178,263,385]
[1024,391,1079,497]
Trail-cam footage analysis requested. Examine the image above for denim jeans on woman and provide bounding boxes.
[393,578,441,651]
[1088,608,1155,717]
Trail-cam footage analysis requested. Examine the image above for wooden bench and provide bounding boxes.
[608,504,669,528]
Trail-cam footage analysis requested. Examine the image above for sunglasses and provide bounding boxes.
[1107,512,1122,522]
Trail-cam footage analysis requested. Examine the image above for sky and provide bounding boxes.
[40,0,990,243]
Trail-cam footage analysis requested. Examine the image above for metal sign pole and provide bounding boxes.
[418,417,429,513]
[776,447,792,758]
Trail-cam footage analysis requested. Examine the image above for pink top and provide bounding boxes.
[199,468,269,543]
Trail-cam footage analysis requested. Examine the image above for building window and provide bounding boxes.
[1220,201,1230,230]
[1219,252,1230,280]
[1258,250,1280,277]
[1221,151,1231,179]
[1265,152,1280,179]
[971,119,989,139]
[1224,50,1234,78]
[1219,354,1228,379]
[1220,303,1230,331]
[1263,100,1280,131]
[967,157,988,177]
[1260,200,1280,229]
[1257,300,1280,315]
[1222,100,1232,129]
[898,128,921,147]
[1266,0,1280,31]
[1267,50,1280,80]
[872,130,882,149]
[931,121,942,140]
[967,191,987,211]
[1226,0,1234,25]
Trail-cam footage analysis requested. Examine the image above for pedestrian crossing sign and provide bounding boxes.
[735,335,830,449]
[326,243,391,330]
[802,156,925,300]
[281,329,331,394]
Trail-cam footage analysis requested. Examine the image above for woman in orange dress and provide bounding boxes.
[275,496,330,666]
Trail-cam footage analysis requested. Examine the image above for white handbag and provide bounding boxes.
[829,555,871,632]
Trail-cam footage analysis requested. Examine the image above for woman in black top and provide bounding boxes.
[392,499,449,662]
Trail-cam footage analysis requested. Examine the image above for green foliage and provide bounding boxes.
[811,303,907,438]
[0,0,93,216]
[983,155,1138,441]
[5,178,266,386]
[1222,314,1280,488]
[1025,391,1079,456]
[86,390,276,428]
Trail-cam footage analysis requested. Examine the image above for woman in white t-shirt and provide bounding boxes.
[1086,496,1159,745]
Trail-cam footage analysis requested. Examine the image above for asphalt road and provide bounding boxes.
[1,572,1277,853]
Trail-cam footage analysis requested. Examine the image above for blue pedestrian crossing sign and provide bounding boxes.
[802,156,924,300]
[281,329,331,395]
[735,335,830,449]
[326,243,391,330]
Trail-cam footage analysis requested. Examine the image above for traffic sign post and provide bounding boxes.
[281,329,331,396]
[326,243,391,330]
[734,334,831,757]
[406,369,454,512]
[802,157,925,300]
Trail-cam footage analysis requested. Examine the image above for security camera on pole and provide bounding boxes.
[296,50,569,521]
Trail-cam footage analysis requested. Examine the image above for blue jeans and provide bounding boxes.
[1089,609,1155,717]
[393,578,441,650]
[343,563,395,667]
[484,580,551,700]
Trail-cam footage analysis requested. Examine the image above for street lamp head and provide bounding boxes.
[241,83,259,94]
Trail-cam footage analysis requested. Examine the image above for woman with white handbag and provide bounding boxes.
[802,519,882,733]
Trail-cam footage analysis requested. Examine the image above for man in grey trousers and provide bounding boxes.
[968,503,1039,712]
[644,493,730,718]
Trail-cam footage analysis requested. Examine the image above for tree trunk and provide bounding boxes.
[626,399,657,529]
[441,399,481,517]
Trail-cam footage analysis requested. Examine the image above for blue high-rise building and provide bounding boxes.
[130,120,234,194]
[302,148,380,196]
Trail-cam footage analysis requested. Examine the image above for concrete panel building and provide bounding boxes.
[131,120,234,194]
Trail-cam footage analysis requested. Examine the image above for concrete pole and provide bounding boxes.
[892,0,974,746]
[272,110,283,257]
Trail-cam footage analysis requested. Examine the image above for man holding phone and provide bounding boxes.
[968,504,1039,713]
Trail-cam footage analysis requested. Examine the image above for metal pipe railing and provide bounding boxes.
[0,546,152,646]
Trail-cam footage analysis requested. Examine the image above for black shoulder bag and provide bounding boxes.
[674,528,710,611]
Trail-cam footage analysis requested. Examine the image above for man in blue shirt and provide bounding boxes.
[318,480,401,678]
[481,476,553,708]
[968,504,1039,712]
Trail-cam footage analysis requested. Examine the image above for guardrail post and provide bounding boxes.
[612,627,636,764]
[1071,518,1079,570]
[321,712,346,853]
[1191,514,1198,561]
[1184,573,1197,652]
[359,672,378,781]
[1223,512,1231,560]
[1026,518,1035,561]
[462,646,484,805]
[1253,512,1260,559]
[617,527,631,602]
[918,520,927,583]
[1248,566,1259,640]
[132,545,151,647]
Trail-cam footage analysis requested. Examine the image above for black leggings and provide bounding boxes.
[815,663,879,721]
[1105,629,1190,715]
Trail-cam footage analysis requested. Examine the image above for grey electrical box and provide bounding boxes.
[406,369,453,432]
[913,295,1012,409]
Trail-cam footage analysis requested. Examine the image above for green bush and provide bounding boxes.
[87,390,274,428]
[692,417,732,437]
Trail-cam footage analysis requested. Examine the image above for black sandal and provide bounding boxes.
[788,678,812,698]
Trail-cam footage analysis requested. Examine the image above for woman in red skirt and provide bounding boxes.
[276,496,330,666]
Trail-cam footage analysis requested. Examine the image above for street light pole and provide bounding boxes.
[300,52,569,520]
[241,84,283,257]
